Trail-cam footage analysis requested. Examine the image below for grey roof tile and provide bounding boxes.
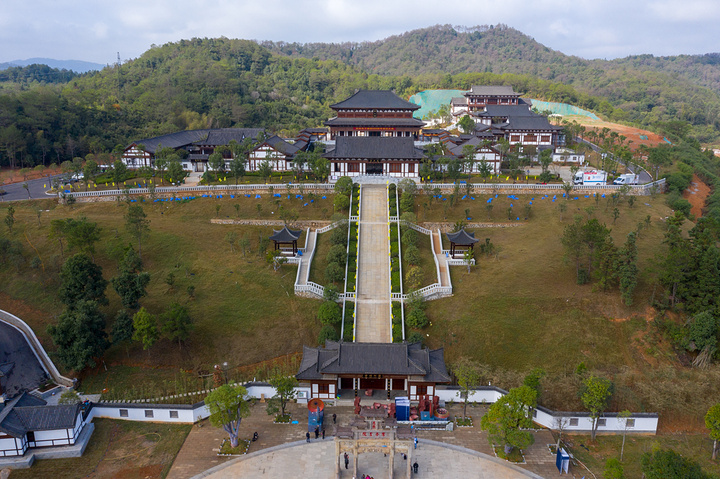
[330,90,420,110]
[323,137,424,160]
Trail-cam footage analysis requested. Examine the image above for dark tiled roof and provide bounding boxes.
[500,117,562,132]
[448,137,499,156]
[296,341,450,383]
[324,117,425,127]
[446,228,479,245]
[451,97,467,105]
[0,392,48,438]
[13,404,80,432]
[323,137,425,160]
[129,128,264,154]
[260,135,300,156]
[0,362,13,377]
[466,85,519,96]
[330,90,420,110]
[193,128,264,146]
[270,226,302,242]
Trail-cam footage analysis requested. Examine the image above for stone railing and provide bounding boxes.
[0,309,74,388]
[417,178,666,196]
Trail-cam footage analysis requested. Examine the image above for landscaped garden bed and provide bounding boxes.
[455,415,473,427]
[273,413,292,424]
[219,438,250,456]
[493,445,525,464]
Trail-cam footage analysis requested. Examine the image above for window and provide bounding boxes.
[525,134,537,142]
[145,410,154,418]
[569,418,579,427]
[170,411,179,419]
[347,163,360,173]
[334,162,341,172]
[317,383,330,394]
[408,163,415,173]
[510,135,521,142]
[541,135,551,143]
[626,418,635,428]
[389,163,401,173]
[596,418,606,427]
[119,409,128,418]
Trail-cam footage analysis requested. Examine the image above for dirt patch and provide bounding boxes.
[683,174,711,218]
[565,115,669,151]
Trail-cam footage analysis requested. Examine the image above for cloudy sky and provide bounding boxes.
[1,0,719,65]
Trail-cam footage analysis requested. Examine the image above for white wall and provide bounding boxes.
[0,437,24,457]
[90,404,197,423]
[32,429,73,447]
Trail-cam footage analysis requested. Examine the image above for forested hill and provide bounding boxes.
[2,35,720,168]
[260,24,720,140]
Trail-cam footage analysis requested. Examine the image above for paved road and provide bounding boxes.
[0,174,64,202]
[576,138,653,184]
[0,321,48,396]
[355,185,391,343]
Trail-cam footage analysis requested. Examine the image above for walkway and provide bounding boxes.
[354,185,391,343]
[295,229,317,286]
[431,231,451,287]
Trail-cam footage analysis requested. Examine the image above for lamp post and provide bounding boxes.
[222,362,229,385]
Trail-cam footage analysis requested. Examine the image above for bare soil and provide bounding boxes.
[564,115,669,151]
[683,174,711,218]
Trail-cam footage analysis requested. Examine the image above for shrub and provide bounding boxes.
[405,266,423,291]
[330,225,348,245]
[334,194,350,212]
[318,324,339,345]
[334,177,353,196]
[666,191,692,217]
[402,228,418,247]
[406,309,429,329]
[318,301,342,325]
[325,262,345,284]
[326,244,347,265]
[407,331,424,345]
[405,245,420,265]
[400,192,414,213]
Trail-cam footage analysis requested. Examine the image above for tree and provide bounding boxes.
[687,311,720,369]
[581,375,613,440]
[406,308,429,329]
[318,301,341,325]
[83,159,99,188]
[132,307,159,350]
[47,300,109,371]
[561,217,586,284]
[167,160,185,184]
[318,324,339,344]
[333,193,350,212]
[616,232,638,306]
[615,410,632,462]
[258,160,272,183]
[561,181,573,199]
[480,385,537,454]
[125,204,150,258]
[206,384,250,448]
[112,309,134,356]
[208,151,225,174]
[458,115,476,135]
[463,247,474,273]
[59,253,108,308]
[58,390,82,405]
[454,357,480,420]
[161,302,193,348]
[266,369,298,417]
[641,449,712,479]
[326,244,347,265]
[112,159,127,186]
[405,265,423,290]
[325,262,345,284]
[229,155,246,185]
[5,205,14,233]
[225,232,237,253]
[111,246,150,310]
[705,403,720,460]
[334,176,353,196]
[154,157,168,185]
[59,217,102,259]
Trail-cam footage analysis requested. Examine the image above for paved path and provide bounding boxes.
[295,229,317,286]
[355,185,391,343]
[172,403,571,479]
[431,231,451,287]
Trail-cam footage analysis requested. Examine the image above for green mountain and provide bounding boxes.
[261,24,720,140]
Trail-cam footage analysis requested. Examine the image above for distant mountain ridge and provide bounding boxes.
[260,24,720,100]
[0,58,105,73]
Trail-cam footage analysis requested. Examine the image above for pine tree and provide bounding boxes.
[616,232,638,306]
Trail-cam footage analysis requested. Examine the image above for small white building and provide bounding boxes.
[0,392,89,457]
[552,148,585,164]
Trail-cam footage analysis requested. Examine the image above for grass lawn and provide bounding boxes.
[9,419,191,479]
[0,196,331,396]
[309,229,331,285]
[566,432,720,479]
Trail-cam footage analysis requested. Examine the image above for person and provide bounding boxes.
[413,461,419,474]
[322,428,325,440]
[344,452,349,469]
[403,453,407,460]
[306,432,310,443]
[333,413,337,424]
[314,426,319,439]
[252,431,259,442]
[414,437,418,449]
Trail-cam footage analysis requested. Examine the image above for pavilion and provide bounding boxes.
[269,226,302,256]
[445,228,479,258]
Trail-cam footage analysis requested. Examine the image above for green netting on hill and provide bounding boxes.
[408,89,600,120]
[409,90,466,119]
[525,100,599,120]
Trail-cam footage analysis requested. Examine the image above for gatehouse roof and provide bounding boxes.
[446,228,479,245]
[269,226,302,243]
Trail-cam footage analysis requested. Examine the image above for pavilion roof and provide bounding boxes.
[446,228,479,245]
[270,226,302,243]
[324,117,425,128]
[465,85,520,97]
[330,90,421,111]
